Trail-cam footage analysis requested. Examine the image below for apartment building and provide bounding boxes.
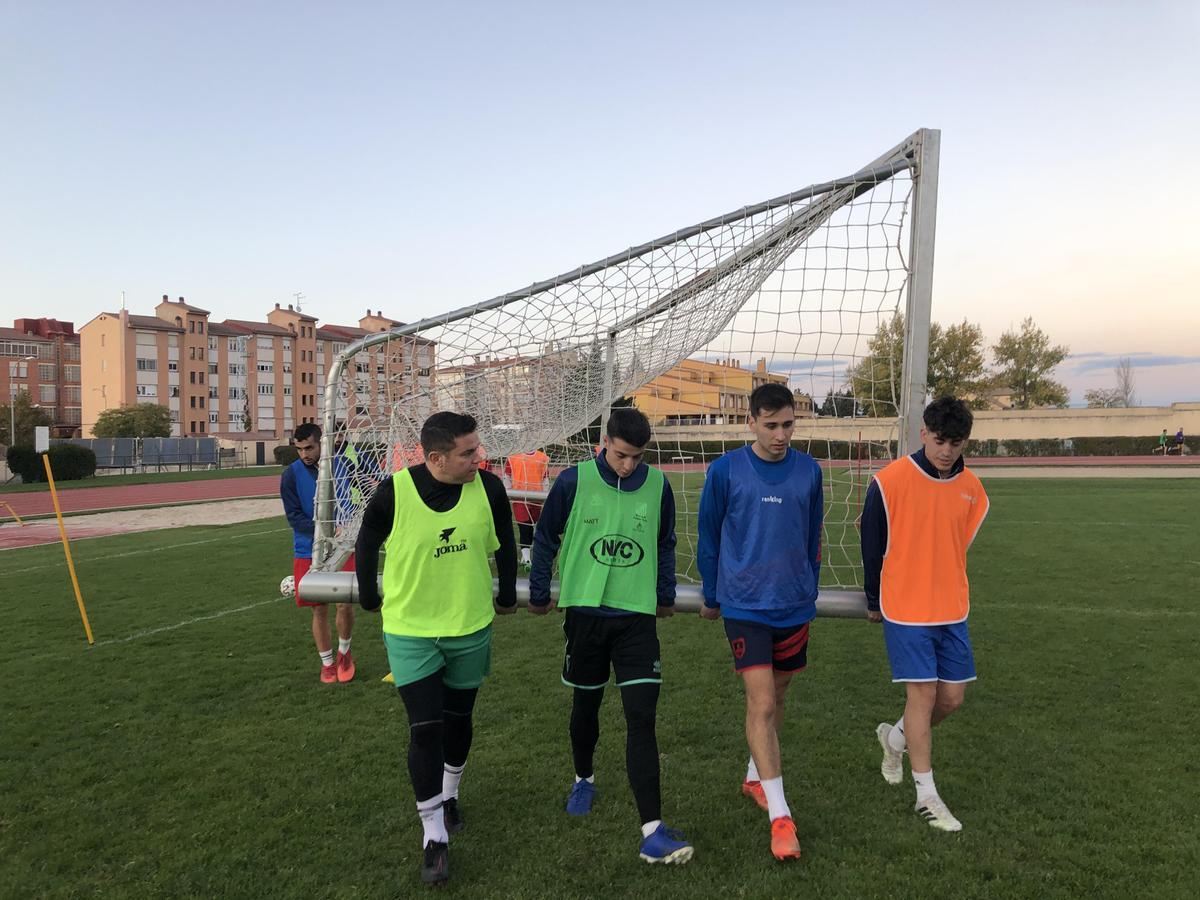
[0,317,83,437]
[630,357,812,426]
[80,298,434,440]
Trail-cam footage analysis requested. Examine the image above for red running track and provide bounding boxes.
[0,475,281,518]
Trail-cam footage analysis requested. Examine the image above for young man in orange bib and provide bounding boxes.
[861,397,989,832]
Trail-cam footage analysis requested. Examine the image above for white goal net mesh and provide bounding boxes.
[315,136,928,590]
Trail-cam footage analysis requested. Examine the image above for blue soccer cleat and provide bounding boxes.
[638,823,694,864]
[565,779,596,816]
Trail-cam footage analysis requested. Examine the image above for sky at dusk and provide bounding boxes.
[2,1,1197,405]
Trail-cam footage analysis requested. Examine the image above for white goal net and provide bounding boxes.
[312,130,938,603]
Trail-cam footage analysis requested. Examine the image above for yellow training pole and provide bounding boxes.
[42,453,94,645]
[0,500,25,525]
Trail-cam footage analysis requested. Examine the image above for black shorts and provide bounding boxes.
[562,609,662,689]
[723,618,810,674]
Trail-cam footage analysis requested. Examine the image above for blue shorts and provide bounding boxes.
[882,620,975,683]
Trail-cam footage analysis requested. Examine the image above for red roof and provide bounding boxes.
[221,319,293,336]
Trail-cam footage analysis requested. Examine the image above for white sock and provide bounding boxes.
[887,717,907,753]
[521,547,531,565]
[338,637,351,655]
[640,819,661,838]
[443,763,464,800]
[575,774,595,783]
[761,776,791,821]
[746,758,760,783]
[417,794,448,844]
[319,649,334,667]
[912,769,937,803]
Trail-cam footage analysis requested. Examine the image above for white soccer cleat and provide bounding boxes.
[914,795,962,832]
[876,723,903,785]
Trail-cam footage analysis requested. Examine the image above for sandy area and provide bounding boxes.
[1,498,285,549]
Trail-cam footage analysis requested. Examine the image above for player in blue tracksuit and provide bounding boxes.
[697,382,823,861]
[280,423,357,683]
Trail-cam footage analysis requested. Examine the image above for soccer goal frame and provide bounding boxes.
[301,128,940,615]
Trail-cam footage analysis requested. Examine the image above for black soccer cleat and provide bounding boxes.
[443,797,464,835]
[421,840,449,887]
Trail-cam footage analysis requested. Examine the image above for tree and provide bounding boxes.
[844,314,906,417]
[1083,357,1137,409]
[928,319,991,408]
[1084,387,1123,408]
[819,389,858,417]
[0,390,53,446]
[1114,356,1137,407]
[92,404,172,438]
[991,317,1069,409]
[845,314,995,416]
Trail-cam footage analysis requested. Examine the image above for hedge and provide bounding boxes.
[274,445,300,466]
[6,444,98,482]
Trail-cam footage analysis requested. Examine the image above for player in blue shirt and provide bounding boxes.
[280,422,357,684]
[698,382,823,861]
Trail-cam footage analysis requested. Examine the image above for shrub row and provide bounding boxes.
[6,444,98,482]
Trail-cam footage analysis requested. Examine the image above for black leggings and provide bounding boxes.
[570,682,661,824]
[397,670,479,803]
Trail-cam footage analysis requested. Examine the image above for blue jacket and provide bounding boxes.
[280,458,317,558]
[860,448,965,612]
[698,446,823,627]
[529,450,677,611]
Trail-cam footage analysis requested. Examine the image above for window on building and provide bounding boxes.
[198,348,204,360]
[168,361,178,372]
[283,385,292,396]
[169,334,179,347]
[136,358,157,372]
[190,396,196,408]
[64,386,81,403]
[189,372,196,384]
[257,362,273,373]
[170,386,180,398]
[258,384,274,395]
[198,396,205,408]
[209,363,218,375]
[209,412,219,424]
[0,340,42,358]
[9,362,27,378]
[64,407,82,425]
[208,386,218,399]
[198,321,204,334]
[189,321,195,333]
[65,365,80,382]
[189,347,196,360]
[136,384,157,397]
[39,385,56,404]
[190,421,196,432]
[39,363,54,381]
[198,372,204,384]
[208,336,218,351]
[65,344,80,361]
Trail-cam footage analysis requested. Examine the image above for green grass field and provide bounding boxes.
[2,478,1198,898]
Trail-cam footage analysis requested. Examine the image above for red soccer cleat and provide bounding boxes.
[742,779,769,811]
[770,816,802,861]
[336,651,356,683]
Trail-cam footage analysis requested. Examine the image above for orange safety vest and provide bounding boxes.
[873,456,989,625]
[508,450,549,491]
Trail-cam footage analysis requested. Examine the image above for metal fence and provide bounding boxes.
[52,437,223,471]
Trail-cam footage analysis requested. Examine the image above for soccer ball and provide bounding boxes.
[280,575,295,598]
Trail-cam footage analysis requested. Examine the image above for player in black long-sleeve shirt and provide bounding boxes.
[354,412,516,887]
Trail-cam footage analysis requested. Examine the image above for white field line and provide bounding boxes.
[2,527,289,575]
[89,597,284,649]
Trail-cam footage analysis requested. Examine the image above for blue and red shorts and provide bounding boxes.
[723,618,810,674]
[293,554,356,608]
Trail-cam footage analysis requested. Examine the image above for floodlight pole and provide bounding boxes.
[899,128,940,455]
